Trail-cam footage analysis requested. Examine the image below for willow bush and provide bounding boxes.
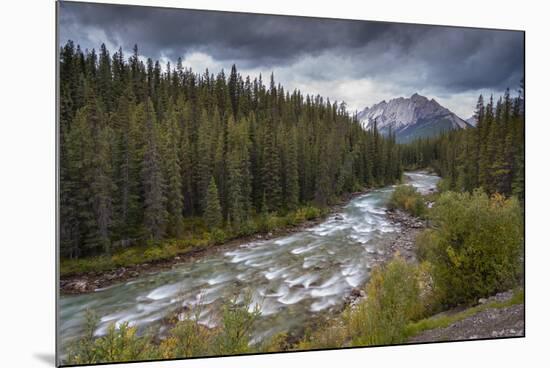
[388,185,427,218]
[416,189,523,307]
[347,256,423,346]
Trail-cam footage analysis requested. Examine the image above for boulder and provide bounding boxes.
[70,280,89,292]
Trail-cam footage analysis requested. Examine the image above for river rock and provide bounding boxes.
[70,280,89,292]
[350,288,362,298]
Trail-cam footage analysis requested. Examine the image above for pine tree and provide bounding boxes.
[262,118,282,212]
[98,43,113,112]
[141,99,167,240]
[59,41,409,258]
[205,177,223,229]
[315,145,332,207]
[282,127,299,210]
[226,116,251,227]
[196,109,215,213]
[228,64,239,119]
[113,90,142,241]
[91,125,116,255]
[163,105,184,237]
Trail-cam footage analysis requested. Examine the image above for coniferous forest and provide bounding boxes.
[401,87,525,203]
[59,41,402,259]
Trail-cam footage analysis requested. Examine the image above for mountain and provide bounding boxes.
[357,93,471,143]
[466,115,478,126]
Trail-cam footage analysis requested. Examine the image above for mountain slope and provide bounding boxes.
[357,93,471,143]
[466,115,478,126]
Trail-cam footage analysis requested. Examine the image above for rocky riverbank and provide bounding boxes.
[344,207,426,309]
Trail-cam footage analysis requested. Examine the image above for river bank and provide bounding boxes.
[60,189,370,295]
[342,207,427,309]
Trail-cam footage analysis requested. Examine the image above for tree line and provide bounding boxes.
[401,86,525,202]
[59,41,402,259]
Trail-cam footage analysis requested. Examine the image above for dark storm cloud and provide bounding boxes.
[58,1,524,97]
[59,1,396,64]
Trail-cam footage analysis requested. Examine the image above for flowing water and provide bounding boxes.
[59,171,439,352]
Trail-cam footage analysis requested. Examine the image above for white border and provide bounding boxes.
[1,1,547,367]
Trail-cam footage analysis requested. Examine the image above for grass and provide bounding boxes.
[404,288,524,338]
[60,205,324,277]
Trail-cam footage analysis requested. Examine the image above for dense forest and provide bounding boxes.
[401,87,525,202]
[59,41,402,259]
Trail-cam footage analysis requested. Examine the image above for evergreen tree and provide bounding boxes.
[141,99,167,240]
[163,105,184,237]
[59,41,411,258]
[205,177,223,229]
[262,118,282,212]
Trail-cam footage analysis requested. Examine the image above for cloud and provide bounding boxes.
[58,1,524,116]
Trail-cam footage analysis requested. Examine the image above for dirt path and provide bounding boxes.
[409,292,524,343]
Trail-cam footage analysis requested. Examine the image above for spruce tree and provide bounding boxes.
[141,99,167,241]
[163,105,184,237]
[205,177,223,229]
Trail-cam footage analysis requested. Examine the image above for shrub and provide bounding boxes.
[66,311,156,365]
[416,190,523,307]
[208,228,228,244]
[143,246,164,261]
[257,213,280,232]
[213,296,261,355]
[389,185,427,218]
[159,310,214,358]
[261,332,291,352]
[436,178,452,192]
[65,298,262,364]
[347,256,423,346]
[300,206,322,220]
[234,219,258,237]
[297,322,347,350]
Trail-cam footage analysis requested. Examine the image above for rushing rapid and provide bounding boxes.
[59,171,439,351]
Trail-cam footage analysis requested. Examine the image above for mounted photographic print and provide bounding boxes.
[56,1,525,366]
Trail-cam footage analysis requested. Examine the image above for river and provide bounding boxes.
[59,171,439,353]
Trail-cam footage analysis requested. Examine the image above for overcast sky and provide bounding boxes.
[58,1,524,118]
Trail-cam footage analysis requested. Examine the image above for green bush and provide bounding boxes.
[347,256,423,346]
[159,306,214,359]
[436,178,452,192]
[143,246,164,261]
[208,228,228,244]
[416,190,523,307]
[300,206,322,220]
[64,297,262,364]
[66,311,156,365]
[389,185,427,218]
[212,296,261,355]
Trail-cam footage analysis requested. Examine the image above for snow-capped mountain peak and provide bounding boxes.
[357,93,470,142]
